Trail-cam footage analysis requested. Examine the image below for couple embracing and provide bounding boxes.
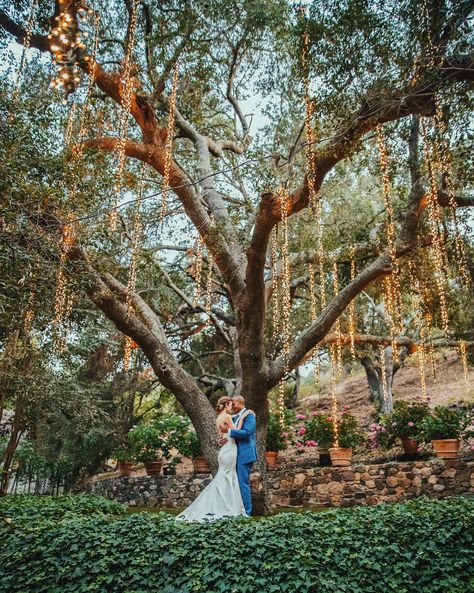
[177,396,257,522]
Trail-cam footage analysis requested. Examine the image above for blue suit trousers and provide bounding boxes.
[237,460,253,515]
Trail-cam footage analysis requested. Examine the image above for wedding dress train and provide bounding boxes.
[176,433,247,522]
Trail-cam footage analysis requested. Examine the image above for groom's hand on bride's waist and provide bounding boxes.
[218,437,227,446]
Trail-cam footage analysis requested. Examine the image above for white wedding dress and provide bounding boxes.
[176,433,247,522]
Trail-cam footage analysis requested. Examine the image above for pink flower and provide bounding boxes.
[470,445,474,452]
[408,421,414,427]
[297,414,306,420]
[327,417,333,422]
[296,441,303,448]
[281,432,289,439]
[299,427,306,435]
[344,405,350,410]
[305,440,317,447]
[311,411,318,416]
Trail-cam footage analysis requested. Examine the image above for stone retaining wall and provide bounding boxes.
[82,458,474,509]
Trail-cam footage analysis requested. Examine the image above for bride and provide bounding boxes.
[176,396,252,522]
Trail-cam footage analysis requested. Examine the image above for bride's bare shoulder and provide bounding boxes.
[216,412,233,428]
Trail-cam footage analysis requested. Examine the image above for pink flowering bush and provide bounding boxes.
[295,406,364,450]
[370,399,430,449]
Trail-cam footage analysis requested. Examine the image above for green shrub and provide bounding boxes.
[266,411,292,452]
[1,494,473,592]
[422,406,470,441]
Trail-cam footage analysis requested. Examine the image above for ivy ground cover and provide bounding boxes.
[1,494,473,593]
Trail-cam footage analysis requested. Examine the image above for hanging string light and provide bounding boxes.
[53,221,75,352]
[329,343,340,448]
[379,344,389,404]
[110,0,139,230]
[348,248,356,360]
[426,315,437,380]
[160,62,179,227]
[192,235,204,306]
[123,335,133,372]
[433,98,470,287]
[270,227,281,342]
[316,202,326,310]
[299,5,318,214]
[376,125,402,345]
[9,0,38,118]
[410,272,428,401]
[308,262,317,321]
[459,340,470,393]
[332,261,343,376]
[276,187,292,428]
[204,258,214,323]
[49,1,94,95]
[420,118,449,335]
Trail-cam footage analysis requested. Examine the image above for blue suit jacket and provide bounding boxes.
[229,413,258,464]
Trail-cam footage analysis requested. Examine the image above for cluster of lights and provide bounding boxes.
[408,262,428,401]
[308,262,317,321]
[348,249,356,360]
[110,0,139,230]
[204,257,214,323]
[420,118,449,336]
[10,0,38,116]
[270,227,280,343]
[426,315,437,380]
[49,1,94,95]
[126,167,145,313]
[53,222,75,352]
[332,261,343,376]
[123,335,133,372]
[277,187,292,428]
[160,63,179,226]
[433,98,470,287]
[376,125,402,350]
[316,203,326,309]
[379,344,389,404]
[459,340,470,393]
[329,343,340,448]
[192,235,204,306]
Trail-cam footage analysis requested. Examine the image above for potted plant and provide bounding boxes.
[386,399,429,455]
[113,445,134,476]
[128,424,164,476]
[329,407,364,466]
[179,429,210,473]
[265,412,291,470]
[302,411,334,466]
[421,405,469,459]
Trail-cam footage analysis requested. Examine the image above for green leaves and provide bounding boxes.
[1,495,474,593]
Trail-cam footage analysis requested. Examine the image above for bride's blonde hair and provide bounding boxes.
[215,396,231,413]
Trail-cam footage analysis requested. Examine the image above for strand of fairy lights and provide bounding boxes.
[408,262,428,400]
[298,5,318,214]
[203,217,215,325]
[433,99,470,287]
[308,263,321,385]
[277,187,291,428]
[379,344,388,404]
[9,0,38,117]
[329,343,340,448]
[316,203,326,309]
[110,0,139,230]
[270,227,281,342]
[426,313,437,380]
[332,261,343,376]
[192,235,204,306]
[349,248,356,360]
[53,221,75,352]
[420,118,449,335]
[376,125,402,357]
[160,62,179,226]
[459,340,470,393]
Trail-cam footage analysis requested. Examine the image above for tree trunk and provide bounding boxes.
[0,420,22,495]
[361,346,403,415]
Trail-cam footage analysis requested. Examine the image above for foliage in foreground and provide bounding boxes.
[1,495,473,593]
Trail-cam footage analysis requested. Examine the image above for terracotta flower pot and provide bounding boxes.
[118,461,133,476]
[265,451,278,470]
[329,447,353,467]
[192,456,210,474]
[432,439,460,459]
[401,437,419,456]
[144,460,163,476]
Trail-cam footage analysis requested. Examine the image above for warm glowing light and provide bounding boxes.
[192,235,204,306]
[459,340,470,393]
[332,261,343,376]
[126,165,145,312]
[348,249,356,360]
[308,262,317,321]
[53,221,75,352]
[420,118,449,336]
[160,62,179,226]
[329,343,339,448]
[110,0,139,230]
[379,345,388,404]
[316,202,326,310]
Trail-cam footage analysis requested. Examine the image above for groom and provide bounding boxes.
[221,395,257,515]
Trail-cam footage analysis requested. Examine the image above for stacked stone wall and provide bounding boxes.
[82,458,474,509]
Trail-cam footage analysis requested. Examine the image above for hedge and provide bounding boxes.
[1,494,473,593]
